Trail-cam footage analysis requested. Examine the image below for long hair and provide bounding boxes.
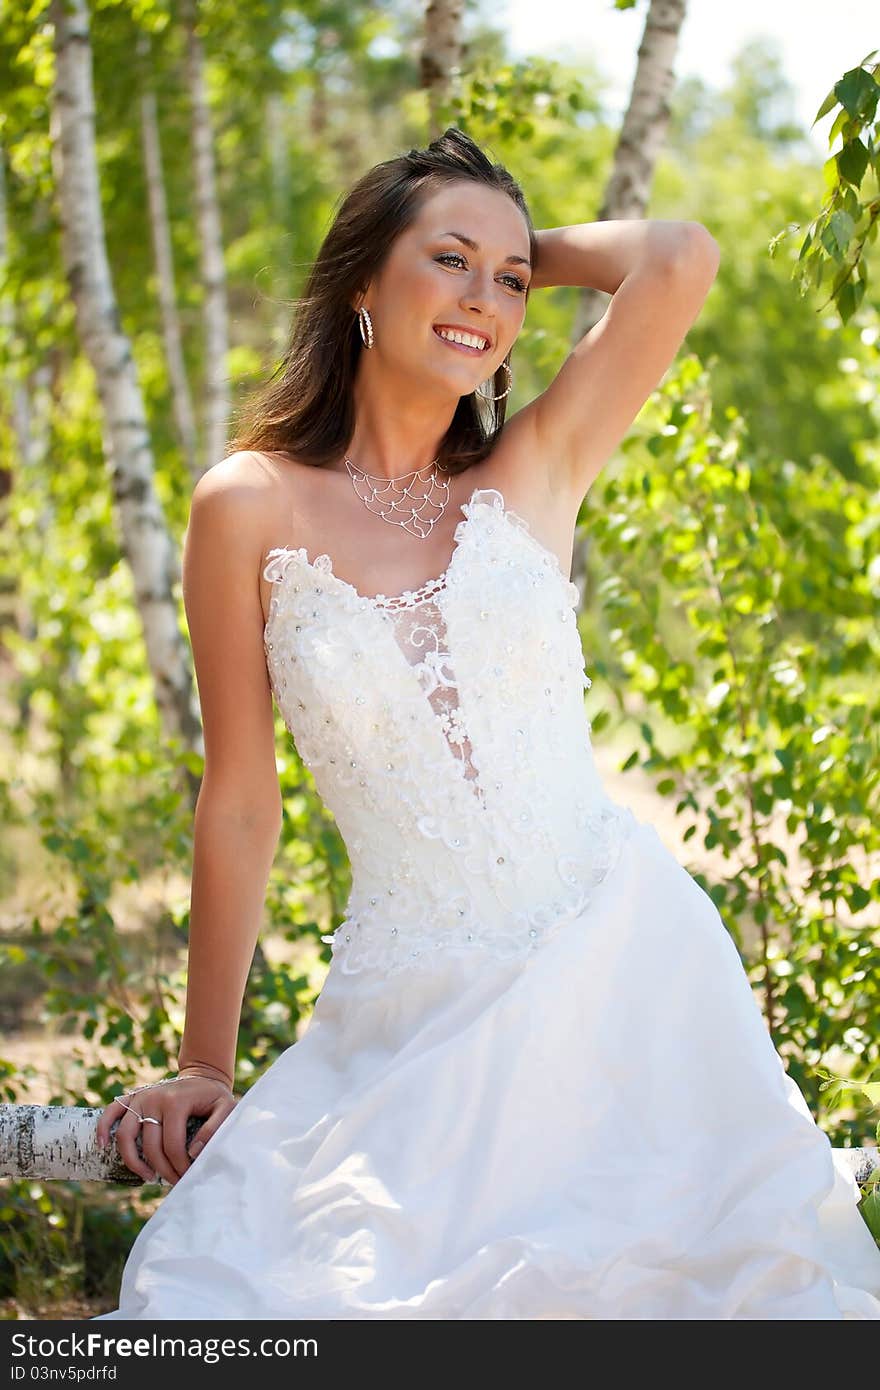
[227,127,537,476]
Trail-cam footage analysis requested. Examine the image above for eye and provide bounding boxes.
[503,273,528,293]
[434,251,527,294]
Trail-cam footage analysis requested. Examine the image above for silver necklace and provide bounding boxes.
[343,454,450,539]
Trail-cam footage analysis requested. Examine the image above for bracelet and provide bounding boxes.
[177,1058,234,1086]
[118,1072,233,1098]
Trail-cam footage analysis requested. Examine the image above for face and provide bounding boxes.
[354,179,532,398]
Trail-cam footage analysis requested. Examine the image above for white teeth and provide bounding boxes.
[437,328,488,350]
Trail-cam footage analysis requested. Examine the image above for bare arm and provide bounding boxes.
[530,218,699,294]
[177,456,283,1083]
[523,219,720,505]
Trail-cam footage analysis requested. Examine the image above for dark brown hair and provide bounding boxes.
[227,126,537,476]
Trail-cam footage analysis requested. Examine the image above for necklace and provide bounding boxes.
[343,455,450,539]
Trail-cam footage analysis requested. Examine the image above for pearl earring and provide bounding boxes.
[476,356,512,402]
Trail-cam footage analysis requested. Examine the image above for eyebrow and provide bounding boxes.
[439,230,532,270]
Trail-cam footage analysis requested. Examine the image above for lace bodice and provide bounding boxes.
[262,486,636,974]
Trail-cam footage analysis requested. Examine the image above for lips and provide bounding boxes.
[433,326,491,354]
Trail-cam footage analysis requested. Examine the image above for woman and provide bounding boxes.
[94,128,880,1319]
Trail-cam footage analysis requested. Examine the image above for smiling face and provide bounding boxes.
[354,179,532,398]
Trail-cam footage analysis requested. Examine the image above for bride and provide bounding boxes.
[94,127,880,1320]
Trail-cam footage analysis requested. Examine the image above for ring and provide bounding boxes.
[116,1097,162,1126]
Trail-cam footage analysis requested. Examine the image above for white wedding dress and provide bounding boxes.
[96,486,880,1320]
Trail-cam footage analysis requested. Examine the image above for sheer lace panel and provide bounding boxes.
[380,594,482,804]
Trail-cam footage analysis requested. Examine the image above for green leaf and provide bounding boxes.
[837,137,870,187]
[837,281,856,324]
[834,65,879,121]
[812,88,839,125]
[859,1185,880,1240]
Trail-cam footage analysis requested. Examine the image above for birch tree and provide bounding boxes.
[0,1103,876,1197]
[0,1103,208,1186]
[571,0,688,344]
[0,142,53,737]
[179,0,231,477]
[421,0,466,140]
[570,0,687,594]
[137,29,199,484]
[48,0,203,773]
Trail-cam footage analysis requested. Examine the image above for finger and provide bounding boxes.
[187,1098,236,1160]
[97,1098,132,1150]
[113,1112,160,1185]
[95,1097,132,1148]
[139,1118,181,1187]
[148,1111,190,1184]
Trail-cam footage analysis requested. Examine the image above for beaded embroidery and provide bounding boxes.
[262,487,636,974]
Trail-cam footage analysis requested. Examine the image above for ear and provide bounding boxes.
[350,283,370,314]
[351,265,380,314]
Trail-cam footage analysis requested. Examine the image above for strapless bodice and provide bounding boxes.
[262,487,636,974]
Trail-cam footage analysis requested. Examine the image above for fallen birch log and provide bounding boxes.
[0,1104,209,1186]
[0,1103,878,1189]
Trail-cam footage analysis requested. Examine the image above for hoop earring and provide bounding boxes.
[476,356,512,402]
[357,305,374,348]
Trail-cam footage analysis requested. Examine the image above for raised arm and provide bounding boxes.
[525,218,720,507]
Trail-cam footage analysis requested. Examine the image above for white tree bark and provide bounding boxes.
[137,31,199,484]
[0,140,25,497]
[265,91,290,224]
[570,0,687,596]
[421,0,465,139]
[572,0,687,343]
[0,1105,876,1195]
[48,0,203,766]
[0,1105,207,1186]
[1,141,60,727]
[180,0,231,476]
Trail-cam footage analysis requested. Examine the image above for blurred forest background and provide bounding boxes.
[0,0,878,1316]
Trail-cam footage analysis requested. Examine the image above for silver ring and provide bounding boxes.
[116,1097,162,1126]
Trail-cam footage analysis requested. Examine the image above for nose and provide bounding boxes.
[459,269,496,316]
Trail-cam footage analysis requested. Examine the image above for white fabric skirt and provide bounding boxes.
[94,820,880,1319]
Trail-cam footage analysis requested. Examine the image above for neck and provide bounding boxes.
[339,353,459,481]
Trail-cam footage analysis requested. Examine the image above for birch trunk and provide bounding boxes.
[0,143,15,507]
[9,361,55,737]
[1,1104,876,1194]
[48,0,203,782]
[0,142,39,526]
[137,31,199,484]
[570,0,687,597]
[265,91,289,224]
[0,143,52,736]
[421,0,465,139]
[0,1105,208,1187]
[180,0,230,476]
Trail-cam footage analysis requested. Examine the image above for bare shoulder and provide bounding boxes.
[188,450,294,559]
[184,451,288,624]
[182,451,292,815]
[190,449,284,513]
